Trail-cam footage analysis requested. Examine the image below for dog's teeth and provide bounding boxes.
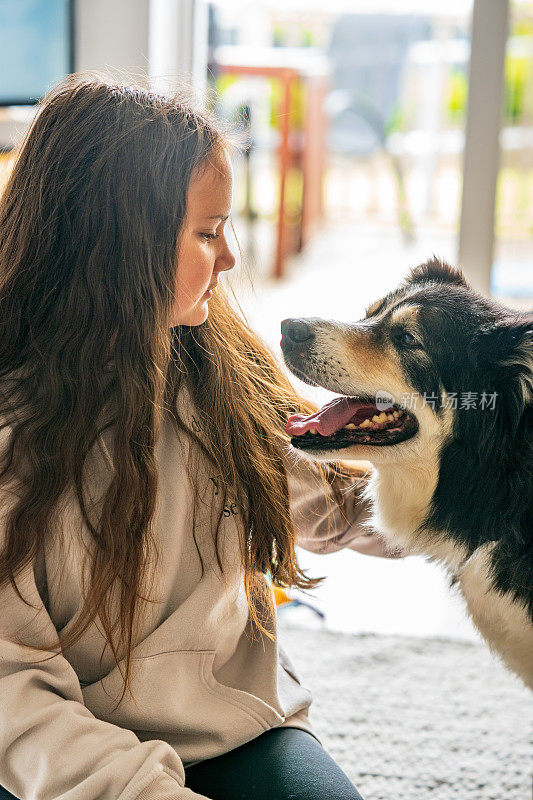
[309,427,318,435]
[378,412,388,423]
[345,423,356,429]
[359,419,371,428]
[393,410,399,419]
[371,415,380,423]
[386,414,394,422]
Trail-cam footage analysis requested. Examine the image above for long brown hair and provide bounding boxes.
[0,73,370,711]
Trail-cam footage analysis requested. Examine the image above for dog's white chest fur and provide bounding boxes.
[457,545,533,689]
[368,468,533,690]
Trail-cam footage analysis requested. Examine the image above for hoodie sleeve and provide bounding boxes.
[282,444,402,558]
[0,533,212,800]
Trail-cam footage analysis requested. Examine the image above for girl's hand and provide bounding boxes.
[348,531,405,559]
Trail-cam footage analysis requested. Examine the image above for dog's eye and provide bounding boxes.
[392,330,421,348]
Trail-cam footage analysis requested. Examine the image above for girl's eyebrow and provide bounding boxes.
[205,214,229,221]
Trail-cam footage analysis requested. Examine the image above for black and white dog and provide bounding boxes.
[280,259,533,690]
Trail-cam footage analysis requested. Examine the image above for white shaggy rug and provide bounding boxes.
[278,620,533,800]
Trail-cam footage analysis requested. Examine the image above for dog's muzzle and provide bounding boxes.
[280,318,320,387]
[281,318,315,345]
[280,317,419,451]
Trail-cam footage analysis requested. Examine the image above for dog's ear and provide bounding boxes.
[511,323,533,406]
[480,316,533,408]
[405,257,470,288]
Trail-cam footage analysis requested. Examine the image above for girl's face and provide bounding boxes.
[171,149,235,327]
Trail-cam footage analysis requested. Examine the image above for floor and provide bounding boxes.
[225,216,531,643]
[277,621,533,800]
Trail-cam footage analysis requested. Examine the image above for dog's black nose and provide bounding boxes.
[281,319,315,344]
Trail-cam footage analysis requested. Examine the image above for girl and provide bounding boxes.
[0,74,399,800]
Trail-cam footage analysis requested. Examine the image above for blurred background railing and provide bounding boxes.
[206,0,533,301]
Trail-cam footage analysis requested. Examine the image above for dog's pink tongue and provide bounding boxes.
[286,396,377,437]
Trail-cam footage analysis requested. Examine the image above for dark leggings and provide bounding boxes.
[0,727,364,800]
[184,727,364,800]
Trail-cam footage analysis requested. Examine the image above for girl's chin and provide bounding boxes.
[171,301,209,327]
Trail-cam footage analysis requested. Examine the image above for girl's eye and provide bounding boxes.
[393,330,420,348]
[200,233,219,240]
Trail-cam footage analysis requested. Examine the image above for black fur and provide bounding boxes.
[398,261,533,619]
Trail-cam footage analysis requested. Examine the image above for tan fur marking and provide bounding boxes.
[339,331,406,397]
[365,298,386,317]
[390,305,420,326]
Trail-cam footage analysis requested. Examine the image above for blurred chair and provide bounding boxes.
[213,46,331,279]
[325,13,432,241]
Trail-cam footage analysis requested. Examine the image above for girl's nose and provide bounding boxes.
[219,243,236,272]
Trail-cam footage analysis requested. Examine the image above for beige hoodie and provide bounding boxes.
[0,382,374,800]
